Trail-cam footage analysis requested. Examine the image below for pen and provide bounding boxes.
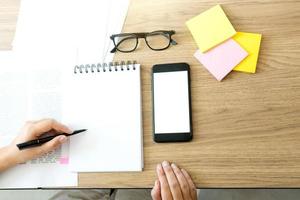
[16,129,87,150]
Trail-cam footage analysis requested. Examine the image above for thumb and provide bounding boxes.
[151,180,162,200]
[40,135,67,153]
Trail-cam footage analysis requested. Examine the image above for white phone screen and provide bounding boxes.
[153,71,190,134]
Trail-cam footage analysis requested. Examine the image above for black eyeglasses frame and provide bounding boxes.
[110,30,177,53]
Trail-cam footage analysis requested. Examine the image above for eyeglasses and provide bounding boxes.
[110,30,177,53]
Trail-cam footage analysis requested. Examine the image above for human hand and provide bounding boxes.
[151,161,197,200]
[2,119,71,170]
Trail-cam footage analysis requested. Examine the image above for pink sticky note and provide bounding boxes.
[59,157,69,165]
[194,39,248,81]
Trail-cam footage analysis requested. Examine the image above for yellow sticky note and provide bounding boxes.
[186,5,236,53]
[233,32,262,73]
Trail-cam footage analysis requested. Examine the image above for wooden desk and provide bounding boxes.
[1,0,300,188]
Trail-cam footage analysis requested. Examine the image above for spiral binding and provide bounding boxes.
[74,60,137,74]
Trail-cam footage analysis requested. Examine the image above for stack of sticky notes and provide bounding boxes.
[186,5,262,81]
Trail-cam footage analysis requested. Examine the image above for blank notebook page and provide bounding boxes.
[62,64,142,172]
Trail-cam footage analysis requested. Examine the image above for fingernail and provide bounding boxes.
[156,164,161,172]
[59,135,67,143]
[162,160,169,167]
[171,163,177,168]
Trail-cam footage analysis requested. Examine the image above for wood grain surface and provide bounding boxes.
[1,0,300,188]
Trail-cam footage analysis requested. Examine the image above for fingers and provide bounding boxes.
[151,180,162,200]
[156,163,172,200]
[161,161,183,200]
[171,163,192,200]
[39,135,67,154]
[181,168,197,200]
[28,119,72,137]
[157,161,197,200]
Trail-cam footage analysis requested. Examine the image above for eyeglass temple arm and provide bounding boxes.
[156,31,178,45]
[161,30,177,45]
[170,39,177,45]
[160,33,177,45]
[110,46,117,53]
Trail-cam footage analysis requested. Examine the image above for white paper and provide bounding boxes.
[13,0,130,64]
[153,71,191,133]
[0,135,77,188]
[0,51,77,188]
[0,0,130,187]
[62,64,143,172]
[13,0,76,52]
[0,52,27,136]
[102,0,130,63]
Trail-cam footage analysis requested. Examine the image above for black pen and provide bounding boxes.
[16,129,87,150]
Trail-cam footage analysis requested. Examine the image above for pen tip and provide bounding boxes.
[72,129,87,134]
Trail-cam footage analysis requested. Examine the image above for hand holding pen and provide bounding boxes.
[0,119,82,171]
[16,129,86,150]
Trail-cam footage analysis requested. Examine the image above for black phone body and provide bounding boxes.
[152,63,193,142]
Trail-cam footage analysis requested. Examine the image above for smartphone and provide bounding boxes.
[152,63,192,142]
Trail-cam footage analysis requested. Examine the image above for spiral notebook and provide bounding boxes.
[62,61,143,172]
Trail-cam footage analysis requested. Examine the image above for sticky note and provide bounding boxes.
[233,32,262,73]
[194,39,248,81]
[186,5,236,53]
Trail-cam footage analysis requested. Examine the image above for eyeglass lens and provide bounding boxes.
[145,32,171,50]
[115,34,138,52]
